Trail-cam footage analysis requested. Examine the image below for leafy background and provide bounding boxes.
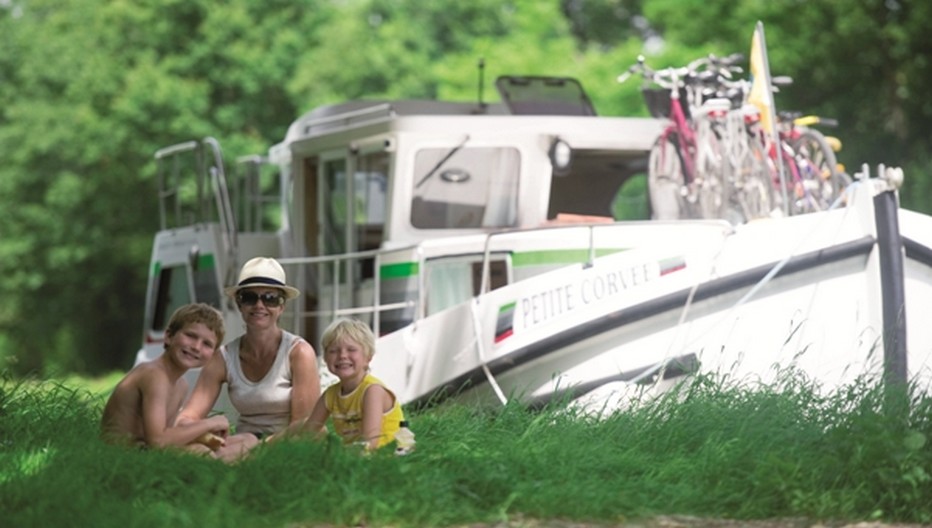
[1,0,928,378]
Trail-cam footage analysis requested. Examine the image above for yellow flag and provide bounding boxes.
[748,22,776,136]
[749,21,790,215]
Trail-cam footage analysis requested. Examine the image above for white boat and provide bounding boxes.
[135,76,932,418]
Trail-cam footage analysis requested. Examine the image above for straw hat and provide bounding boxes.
[224,257,300,299]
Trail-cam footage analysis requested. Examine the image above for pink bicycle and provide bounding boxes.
[619,55,731,221]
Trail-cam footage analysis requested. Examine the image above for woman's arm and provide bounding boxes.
[175,348,227,425]
[270,395,328,442]
[288,339,321,426]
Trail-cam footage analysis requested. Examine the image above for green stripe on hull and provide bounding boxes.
[380,261,419,279]
[376,249,627,278]
[197,254,215,269]
[511,248,625,267]
[151,254,216,275]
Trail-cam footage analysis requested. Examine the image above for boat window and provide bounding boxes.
[547,149,648,220]
[612,173,650,220]
[411,147,519,229]
[321,153,388,283]
[426,256,510,314]
[323,154,388,252]
[193,260,222,310]
[355,152,389,253]
[323,158,348,256]
[234,156,282,233]
[151,264,192,332]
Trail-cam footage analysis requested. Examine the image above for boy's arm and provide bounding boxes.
[138,370,177,447]
[176,349,226,426]
[361,384,393,450]
[139,374,229,448]
[288,339,321,426]
[303,396,330,436]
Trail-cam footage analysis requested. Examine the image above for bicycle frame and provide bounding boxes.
[760,127,823,215]
[657,85,698,184]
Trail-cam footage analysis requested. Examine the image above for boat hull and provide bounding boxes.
[371,183,932,410]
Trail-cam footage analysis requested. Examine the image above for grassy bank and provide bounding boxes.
[1,370,930,527]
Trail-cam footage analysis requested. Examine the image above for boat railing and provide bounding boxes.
[234,154,281,233]
[277,243,422,338]
[155,137,239,288]
[276,219,637,340]
[299,103,396,136]
[476,219,630,293]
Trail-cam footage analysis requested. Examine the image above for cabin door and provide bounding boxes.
[305,147,390,340]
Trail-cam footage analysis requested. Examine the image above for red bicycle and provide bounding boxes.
[619,55,735,221]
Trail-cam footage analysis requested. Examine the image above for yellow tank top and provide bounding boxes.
[324,373,404,448]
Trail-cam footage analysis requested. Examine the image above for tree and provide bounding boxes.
[0,0,582,376]
[634,0,931,211]
[1,0,929,377]
[0,0,332,375]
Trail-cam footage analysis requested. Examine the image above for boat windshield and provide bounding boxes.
[410,146,520,229]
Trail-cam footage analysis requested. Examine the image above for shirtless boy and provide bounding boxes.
[100,303,256,461]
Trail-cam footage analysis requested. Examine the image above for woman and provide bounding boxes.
[177,257,321,442]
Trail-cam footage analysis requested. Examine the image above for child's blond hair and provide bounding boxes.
[165,303,225,350]
[321,318,375,359]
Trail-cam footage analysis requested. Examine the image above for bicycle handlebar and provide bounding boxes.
[618,53,745,91]
[791,115,839,128]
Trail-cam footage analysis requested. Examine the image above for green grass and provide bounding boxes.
[1,369,930,527]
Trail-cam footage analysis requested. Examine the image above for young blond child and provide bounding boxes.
[100,303,257,461]
[296,318,408,451]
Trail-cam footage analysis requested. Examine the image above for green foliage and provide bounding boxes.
[1,0,930,376]
[561,0,646,49]
[2,373,932,526]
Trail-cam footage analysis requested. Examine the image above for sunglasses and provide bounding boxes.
[236,290,285,307]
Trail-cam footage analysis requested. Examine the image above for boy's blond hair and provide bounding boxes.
[321,318,375,359]
[165,303,225,350]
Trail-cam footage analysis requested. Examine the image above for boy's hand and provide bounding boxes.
[209,415,231,437]
[196,432,226,450]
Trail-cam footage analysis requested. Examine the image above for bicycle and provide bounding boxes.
[709,69,848,218]
[619,55,731,221]
[777,111,851,214]
[742,108,850,216]
[734,72,850,216]
[724,101,775,222]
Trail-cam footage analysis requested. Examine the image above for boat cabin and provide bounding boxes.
[137,76,664,369]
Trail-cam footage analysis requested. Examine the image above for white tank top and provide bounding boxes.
[223,330,303,435]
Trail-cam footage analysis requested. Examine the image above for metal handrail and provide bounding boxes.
[278,244,420,336]
[202,137,238,269]
[300,103,396,135]
[277,219,649,338]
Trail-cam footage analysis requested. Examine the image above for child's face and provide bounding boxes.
[324,335,370,382]
[165,322,219,369]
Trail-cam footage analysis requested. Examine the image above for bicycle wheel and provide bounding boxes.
[648,133,688,220]
[732,139,775,222]
[695,127,728,220]
[792,129,850,211]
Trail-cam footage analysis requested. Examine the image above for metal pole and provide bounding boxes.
[873,186,908,386]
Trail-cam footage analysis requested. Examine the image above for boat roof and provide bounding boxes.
[280,99,664,156]
[283,100,503,143]
[283,75,604,145]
